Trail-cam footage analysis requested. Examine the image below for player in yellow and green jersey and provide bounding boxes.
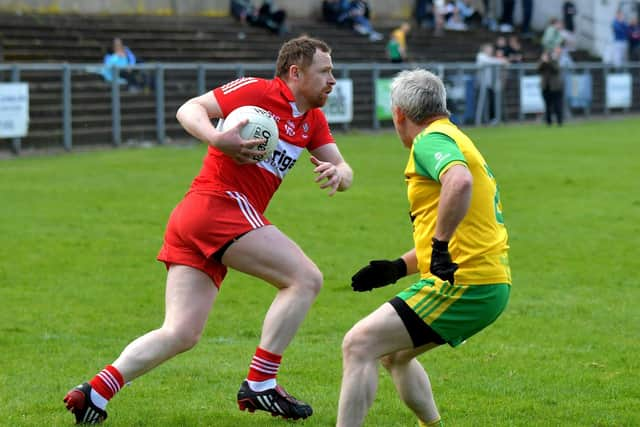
[336,69,511,427]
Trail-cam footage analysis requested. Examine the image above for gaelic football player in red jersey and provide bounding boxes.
[64,36,352,424]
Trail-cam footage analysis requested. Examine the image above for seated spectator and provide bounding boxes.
[541,18,564,52]
[494,35,509,58]
[347,0,383,41]
[230,0,288,35]
[415,0,435,29]
[506,35,523,63]
[230,0,259,25]
[456,0,483,28]
[257,0,288,35]
[444,3,467,31]
[100,38,146,92]
[323,0,346,25]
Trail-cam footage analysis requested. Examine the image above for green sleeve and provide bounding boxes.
[413,132,467,182]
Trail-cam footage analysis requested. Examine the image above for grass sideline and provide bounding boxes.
[1,118,639,426]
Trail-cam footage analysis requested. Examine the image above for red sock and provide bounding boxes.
[89,365,124,401]
[247,347,282,382]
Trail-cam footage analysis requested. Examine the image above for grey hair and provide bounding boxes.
[390,69,449,123]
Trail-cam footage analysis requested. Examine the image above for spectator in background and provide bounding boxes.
[257,0,288,35]
[629,16,640,61]
[323,0,347,25]
[499,0,515,32]
[507,35,523,63]
[444,2,467,31]
[494,35,509,59]
[100,38,145,92]
[541,18,564,53]
[387,22,411,63]
[231,0,259,25]
[230,0,288,35]
[347,0,384,41]
[563,1,577,33]
[415,0,435,29]
[537,50,564,126]
[611,10,629,67]
[475,43,508,124]
[456,0,483,28]
[521,0,533,35]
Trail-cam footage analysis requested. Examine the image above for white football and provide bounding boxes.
[221,105,279,161]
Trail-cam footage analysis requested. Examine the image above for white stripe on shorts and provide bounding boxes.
[227,191,264,229]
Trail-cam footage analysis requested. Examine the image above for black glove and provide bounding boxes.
[351,258,407,292]
[430,238,458,284]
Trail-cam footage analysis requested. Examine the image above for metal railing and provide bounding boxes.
[1,61,639,154]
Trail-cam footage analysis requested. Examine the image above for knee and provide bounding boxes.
[164,326,202,353]
[293,264,323,297]
[341,326,372,362]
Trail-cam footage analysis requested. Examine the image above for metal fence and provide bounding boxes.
[1,61,639,154]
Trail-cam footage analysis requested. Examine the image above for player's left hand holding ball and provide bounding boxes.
[310,156,342,196]
[216,118,267,165]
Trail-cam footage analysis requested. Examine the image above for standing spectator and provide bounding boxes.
[499,0,515,32]
[541,18,564,53]
[388,22,411,62]
[611,10,629,67]
[521,0,533,35]
[63,35,353,424]
[538,50,564,126]
[629,16,640,61]
[475,43,508,124]
[563,1,577,33]
[336,68,511,427]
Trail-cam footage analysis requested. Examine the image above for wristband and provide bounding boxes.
[431,238,449,251]
[391,257,407,280]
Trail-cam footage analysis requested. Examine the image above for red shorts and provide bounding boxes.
[157,190,271,288]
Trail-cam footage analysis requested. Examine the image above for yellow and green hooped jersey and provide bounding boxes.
[404,118,511,285]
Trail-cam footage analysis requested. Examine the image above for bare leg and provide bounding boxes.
[112,265,217,382]
[222,225,322,354]
[381,347,441,424]
[337,303,418,427]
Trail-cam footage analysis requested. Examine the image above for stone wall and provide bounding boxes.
[0,0,413,19]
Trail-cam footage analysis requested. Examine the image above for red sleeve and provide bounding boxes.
[307,109,335,151]
[212,78,268,117]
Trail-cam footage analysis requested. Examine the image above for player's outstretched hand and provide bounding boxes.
[351,258,407,292]
[215,118,266,165]
[430,238,458,284]
[310,156,341,196]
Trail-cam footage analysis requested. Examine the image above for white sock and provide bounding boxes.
[247,378,277,392]
[90,389,108,410]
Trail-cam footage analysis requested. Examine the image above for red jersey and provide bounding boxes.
[189,77,335,212]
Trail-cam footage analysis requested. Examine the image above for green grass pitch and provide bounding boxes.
[1,118,639,426]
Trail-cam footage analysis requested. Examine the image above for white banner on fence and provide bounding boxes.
[606,73,632,109]
[322,79,353,124]
[519,75,545,114]
[0,83,30,138]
